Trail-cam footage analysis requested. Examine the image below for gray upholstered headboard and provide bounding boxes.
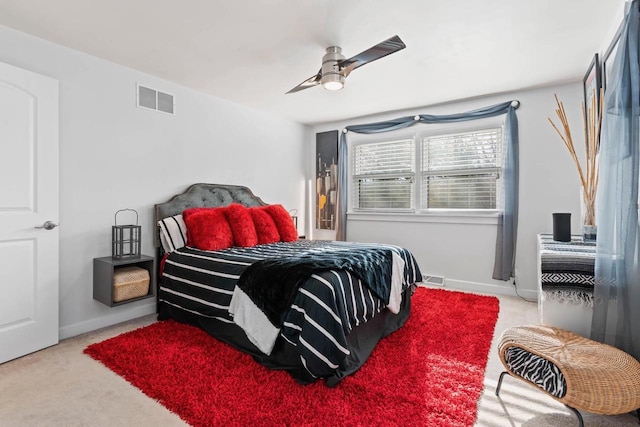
[153,183,267,247]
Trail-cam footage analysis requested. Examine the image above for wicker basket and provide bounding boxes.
[113,266,150,302]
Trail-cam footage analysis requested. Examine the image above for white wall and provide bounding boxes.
[0,25,309,339]
[310,82,586,300]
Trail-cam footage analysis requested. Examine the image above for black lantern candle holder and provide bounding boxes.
[112,209,141,259]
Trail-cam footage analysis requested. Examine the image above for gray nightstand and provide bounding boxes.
[93,255,156,307]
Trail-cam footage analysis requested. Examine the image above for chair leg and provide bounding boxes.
[565,405,584,427]
[495,371,509,396]
[497,371,585,426]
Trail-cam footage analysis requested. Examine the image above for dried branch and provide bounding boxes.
[548,91,602,226]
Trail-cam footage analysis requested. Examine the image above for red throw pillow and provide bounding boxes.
[263,204,298,242]
[250,207,280,244]
[224,204,258,247]
[182,207,234,251]
[182,207,209,221]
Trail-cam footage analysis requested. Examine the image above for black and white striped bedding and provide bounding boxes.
[159,239,422,378]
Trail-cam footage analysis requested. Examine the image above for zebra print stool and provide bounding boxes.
[495,325,640,426]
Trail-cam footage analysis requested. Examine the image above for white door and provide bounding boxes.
[0,61,59,364]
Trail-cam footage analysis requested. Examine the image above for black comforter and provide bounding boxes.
[237,244,393,326]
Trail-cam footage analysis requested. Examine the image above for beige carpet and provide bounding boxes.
[1,291,638,427]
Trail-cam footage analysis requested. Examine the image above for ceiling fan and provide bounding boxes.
[286,35,406,94]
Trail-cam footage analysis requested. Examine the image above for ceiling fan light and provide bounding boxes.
[321,73,345,91]
[323,80,344,91]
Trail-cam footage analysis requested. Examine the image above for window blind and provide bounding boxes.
[421,128,503,210]
[353,139,415,210]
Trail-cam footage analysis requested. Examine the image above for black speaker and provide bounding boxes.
[552,213,571,242]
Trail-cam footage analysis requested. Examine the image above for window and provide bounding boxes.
[352,139,414,210]
[421,128,503,210]
[351,126,503,213]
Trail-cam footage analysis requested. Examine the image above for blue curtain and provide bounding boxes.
[591,1,640,359]
[336,101,520,280]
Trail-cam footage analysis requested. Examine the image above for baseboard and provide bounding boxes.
[425,278,538,301]
[59,301,157,340]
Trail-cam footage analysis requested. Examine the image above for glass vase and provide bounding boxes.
[580,188,597,242]
[582,224,597,241]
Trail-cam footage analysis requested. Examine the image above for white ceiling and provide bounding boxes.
[0,0,622,125]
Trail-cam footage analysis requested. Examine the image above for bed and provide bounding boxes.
[154,183,422,385]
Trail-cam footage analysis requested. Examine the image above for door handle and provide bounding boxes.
[35,221,59,230]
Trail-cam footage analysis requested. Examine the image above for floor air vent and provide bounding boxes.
[422,274,445,286]
[137,84,174,115]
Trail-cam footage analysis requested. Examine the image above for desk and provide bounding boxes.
[537,234,596,337]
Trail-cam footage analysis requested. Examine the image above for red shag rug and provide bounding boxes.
[84,287,499,427]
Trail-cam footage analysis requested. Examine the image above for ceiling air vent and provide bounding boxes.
[137,84,174,115]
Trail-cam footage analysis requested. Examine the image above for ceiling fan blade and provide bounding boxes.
[286,70,322,94]
[338,35,406,72]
